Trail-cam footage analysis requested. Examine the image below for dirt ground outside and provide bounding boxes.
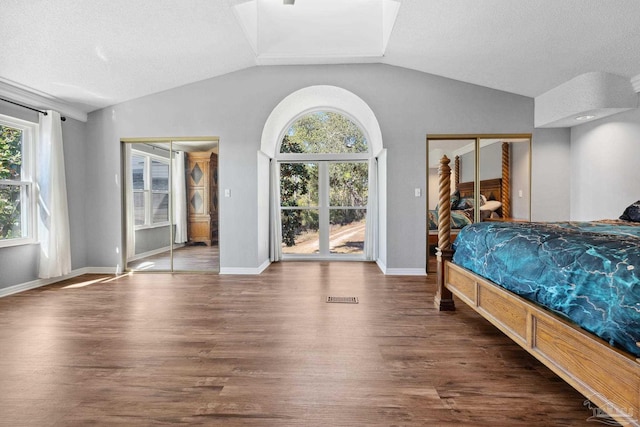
[282,220,366,254]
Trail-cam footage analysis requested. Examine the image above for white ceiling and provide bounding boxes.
[2,0,640,118]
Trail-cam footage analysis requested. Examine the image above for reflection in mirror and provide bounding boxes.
[427,139,476,273]
[479,138,531,222]
[123,139,219,272]
[426,135,531,273]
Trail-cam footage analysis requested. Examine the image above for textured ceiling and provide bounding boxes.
[2,0,640,116]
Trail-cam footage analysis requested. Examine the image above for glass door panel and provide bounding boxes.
[329,209,366,254]
[281,209,320,255]
[280,162,319,255]
[328,161,367,255]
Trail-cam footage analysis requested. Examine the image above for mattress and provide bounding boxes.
[452,220,640,357]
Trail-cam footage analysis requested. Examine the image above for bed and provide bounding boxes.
[433,155,640,427]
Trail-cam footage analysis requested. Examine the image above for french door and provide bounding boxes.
[280,160,368,258]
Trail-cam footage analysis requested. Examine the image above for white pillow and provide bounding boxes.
[479,200,502,212]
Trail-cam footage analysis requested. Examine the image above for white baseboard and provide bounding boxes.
[220,258,271,275]
[383,267,427,276]
[376,259,426,276]
[256,259,271,274]
[128,244,184,262]
[0,266,121,298]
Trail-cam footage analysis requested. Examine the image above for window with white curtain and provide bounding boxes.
[0,114,36,247]
[131,149,170,229]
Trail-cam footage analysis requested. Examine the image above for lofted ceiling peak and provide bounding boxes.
[2,0,640,119]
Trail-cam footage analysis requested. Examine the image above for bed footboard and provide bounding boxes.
[445,261,640,427]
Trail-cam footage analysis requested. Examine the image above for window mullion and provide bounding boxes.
[145,156,152,226]
[318,162,329,255]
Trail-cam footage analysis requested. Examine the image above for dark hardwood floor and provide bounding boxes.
[0,262,596,426]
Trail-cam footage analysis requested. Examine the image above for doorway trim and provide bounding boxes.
[259,85,386,266]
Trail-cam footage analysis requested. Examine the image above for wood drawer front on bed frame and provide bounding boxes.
[445,261,640,427]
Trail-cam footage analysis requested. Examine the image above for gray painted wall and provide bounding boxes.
[570,104,640,220]
[84,64,534,272]
[531,128,571,221]
[511,141,531,220]
[8,62,640,288]
[0,103,87,289]
[134,226,172,255]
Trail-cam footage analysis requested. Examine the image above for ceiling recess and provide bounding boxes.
[233,0,400,64]
[534,72,638,128]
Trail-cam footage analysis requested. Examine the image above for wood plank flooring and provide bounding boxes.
[0,262,597,426]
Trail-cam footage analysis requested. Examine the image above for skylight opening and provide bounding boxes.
[232,0,400,63]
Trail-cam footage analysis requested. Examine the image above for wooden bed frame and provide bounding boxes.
[433,155,640,427]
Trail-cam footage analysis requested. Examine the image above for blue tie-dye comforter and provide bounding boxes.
[452,220,640,357]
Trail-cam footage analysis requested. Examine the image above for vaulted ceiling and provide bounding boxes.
[2,0,640,118]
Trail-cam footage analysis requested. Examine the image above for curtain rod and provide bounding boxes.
[0,97,67,121]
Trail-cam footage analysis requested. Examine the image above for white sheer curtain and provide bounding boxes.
[364,156,378,261]
[269,158,282,262]
[124,144,136,260]
[37,110,72,279]
[172,151,188,244]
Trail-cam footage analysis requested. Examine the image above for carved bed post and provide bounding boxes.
[454,155,460,190]
[501,142,511,218]
[434,155,455,311]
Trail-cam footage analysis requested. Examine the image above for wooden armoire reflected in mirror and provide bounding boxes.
[187,151,218,246]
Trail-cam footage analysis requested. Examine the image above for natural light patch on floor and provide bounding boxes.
[62,274,130,289]
[133,261,156,270]
[63,277,106,289]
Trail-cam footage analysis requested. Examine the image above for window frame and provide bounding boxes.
[131,149,171,230]
[0,114,37,248]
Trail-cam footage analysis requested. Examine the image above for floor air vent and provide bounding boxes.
[326,296,359,304]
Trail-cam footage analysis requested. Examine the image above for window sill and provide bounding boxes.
[0,237,37,249]
[134,222,171,231]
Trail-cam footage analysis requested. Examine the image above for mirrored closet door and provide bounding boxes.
[121,138,219,272]
[426,134,531,273]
